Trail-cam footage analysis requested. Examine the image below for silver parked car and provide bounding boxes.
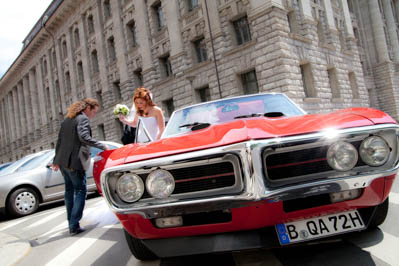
[0,141,122,217]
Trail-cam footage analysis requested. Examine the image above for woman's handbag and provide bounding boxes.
[121,125,136,144]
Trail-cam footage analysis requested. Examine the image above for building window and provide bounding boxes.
[97,124,105,140]
[163,98,175,119]
[43,59,48,76]
[74,28,80,49]
[113,81,121,100]
[108,36,116,63]
[52,50,57,68]
[65,71,71,92]
[160,55,172,78]
[196,86,211,102]
[300,63,316,98]
[62,40,68,59]
[127,20,138,48]
[233,16,251,45]
[287,11,300,33]
[349,72,359,99]
[193,37,207,63]
[104,0,112,20]
[77,61,84,84]
[96,90,103,108]
[91,50,99,73]
[241,70,259,95]
[87,15,95,34]
[327,68,340,98]
[153,2,164,31]
[187,0,198,12]
[134,68,143,87]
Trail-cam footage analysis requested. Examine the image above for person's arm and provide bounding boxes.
[155,107,165,140]
[77,115,108,150]
[119,113,138,127]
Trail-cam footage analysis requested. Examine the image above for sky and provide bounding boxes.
[0,0,53,79]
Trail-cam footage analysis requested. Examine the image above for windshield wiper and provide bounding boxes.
[234,113,263,119]
[179,122,210,131]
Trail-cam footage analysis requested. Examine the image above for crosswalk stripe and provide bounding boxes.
[389,192,399,205]
[25,210,65,229]
[45,227,112,266]
[350,230,399,266]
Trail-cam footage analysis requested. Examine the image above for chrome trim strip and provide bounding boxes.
[101,124,399,218]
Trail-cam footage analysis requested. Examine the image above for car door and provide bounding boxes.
[42,153,65,201]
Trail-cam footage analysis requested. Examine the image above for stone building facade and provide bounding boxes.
[0,0,398,163]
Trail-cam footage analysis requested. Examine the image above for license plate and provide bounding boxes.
[276,210,365,245]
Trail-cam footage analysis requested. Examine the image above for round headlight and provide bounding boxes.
[146,169,175,199]
[359,136,390,166]
[327,141,358,171]
[116,173,144,203]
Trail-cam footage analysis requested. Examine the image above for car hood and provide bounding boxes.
[104,107,395,166]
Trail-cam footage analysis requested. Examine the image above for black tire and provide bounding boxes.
[368,197,389,229]
[6,187,40,218]
[124,229,158,261]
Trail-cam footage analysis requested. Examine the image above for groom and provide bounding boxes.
[51,98,108,235]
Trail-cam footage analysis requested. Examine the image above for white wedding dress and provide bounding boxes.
[136,116,159,143]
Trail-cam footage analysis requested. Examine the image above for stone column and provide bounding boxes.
[202,0,223,35]
[78,15,93,98]
[340,0,354,37]
[46,49,57,122]
[11,89,21,144]
[298,0,313,21]
[17,82,27,144]
[136,0,154,71]
[29,68,41,137]
[382,0,399,62]
[0,100,7,149]
[369,0,390,62]
[7,93,16,146]
[22,75,33,140]
[55,41,67,114]
[164,0,184,56]
[36,62,49,127]
[323,0,337,31]
[65,30,78,102]
[112,0,129,84]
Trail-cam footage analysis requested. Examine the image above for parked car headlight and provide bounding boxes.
[116,173,144,203]
[327,141,358,171]
[146,169,175,199]
[359,136,390,166]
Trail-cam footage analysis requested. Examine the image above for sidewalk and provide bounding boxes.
[0,232,31,266]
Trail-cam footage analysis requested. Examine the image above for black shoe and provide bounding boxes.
[69,227,85,236]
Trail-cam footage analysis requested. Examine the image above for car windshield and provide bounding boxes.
[15,150,55,172]
[163,93,304,137]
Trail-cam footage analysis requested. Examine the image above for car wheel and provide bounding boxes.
[6,187,39,217]
[368,197,389,229]
[124,229,158,261]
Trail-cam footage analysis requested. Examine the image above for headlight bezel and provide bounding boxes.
[116,173,145,203]
[327,141,358,171]
[146,169,175,199]
[359,135,390,167]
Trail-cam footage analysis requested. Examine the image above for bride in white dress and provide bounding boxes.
[119,87,165,143]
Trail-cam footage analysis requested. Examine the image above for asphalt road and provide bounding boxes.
[0,179,398,266]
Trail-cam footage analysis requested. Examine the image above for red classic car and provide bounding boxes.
[94,93,398,260]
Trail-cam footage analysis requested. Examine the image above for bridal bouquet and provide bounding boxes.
[113,104,130,116]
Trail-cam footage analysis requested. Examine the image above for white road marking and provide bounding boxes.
[350,230,399,266]
[25,210,65,229]
[389,192,399,205]
[45,227,113,266]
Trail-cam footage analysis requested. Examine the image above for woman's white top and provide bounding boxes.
[137,116,159,143]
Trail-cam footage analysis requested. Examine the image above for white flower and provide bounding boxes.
[113,104,130,116]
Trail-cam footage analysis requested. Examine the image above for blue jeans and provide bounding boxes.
[60,166,87,231]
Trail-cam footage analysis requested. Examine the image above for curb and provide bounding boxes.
[0,232,31,266]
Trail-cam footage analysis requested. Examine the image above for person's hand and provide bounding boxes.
[50,164,59,171]
[119,114,126,123]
